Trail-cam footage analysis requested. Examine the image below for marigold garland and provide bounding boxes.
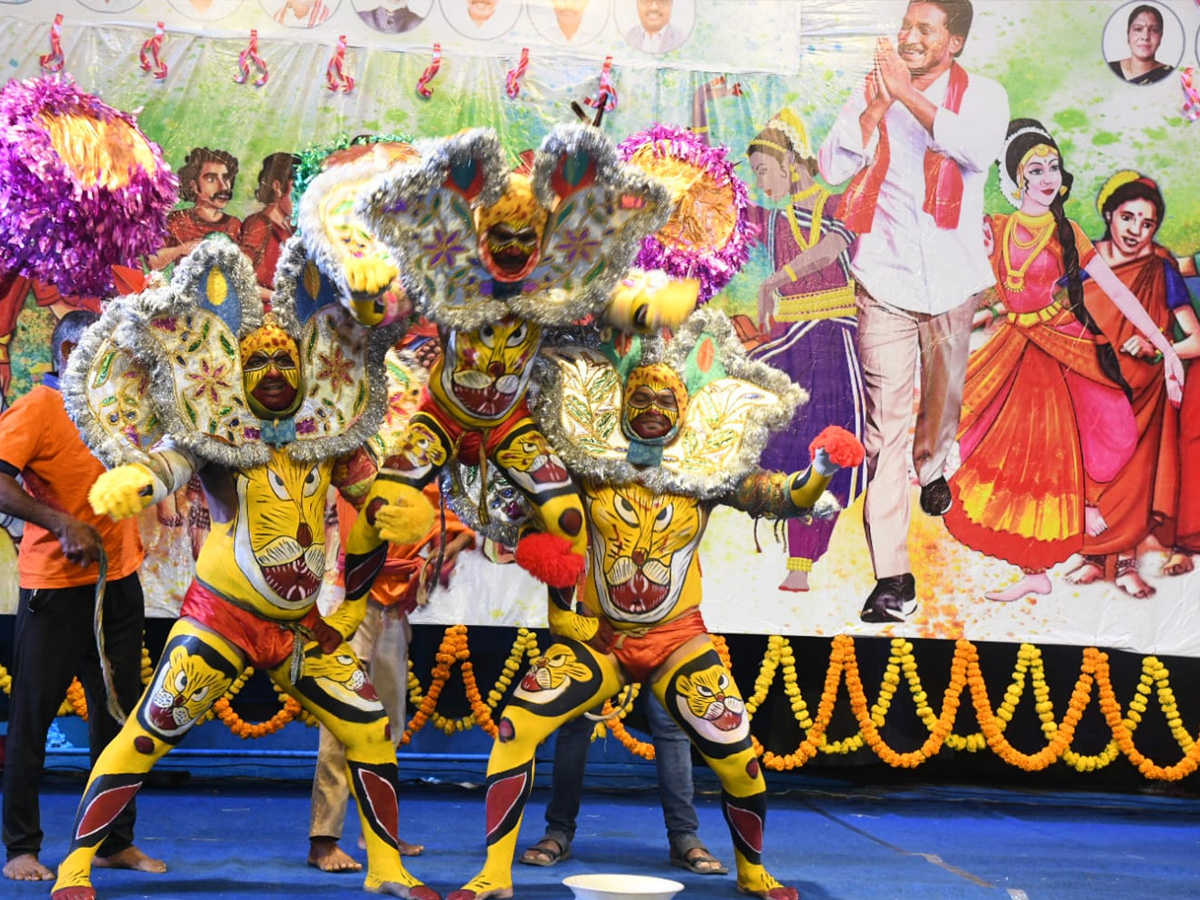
[9,628,1200,780]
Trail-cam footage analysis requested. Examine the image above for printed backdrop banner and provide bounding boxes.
[1,1,1199,658]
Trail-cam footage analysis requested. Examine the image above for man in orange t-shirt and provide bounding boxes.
[0,312,166,884]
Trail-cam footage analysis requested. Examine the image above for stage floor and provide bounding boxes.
[8,775,1200,900]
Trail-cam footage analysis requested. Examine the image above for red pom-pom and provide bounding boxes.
[515,533,587,588]
[809,425,865,469]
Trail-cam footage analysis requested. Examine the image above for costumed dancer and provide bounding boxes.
[350,124,672,618]
[444,308,863,900]
[0,76,177,885]
[309,334,475,873]
[944,120,1184,603]
[50,229,440,898]
[1064,172,1200,595]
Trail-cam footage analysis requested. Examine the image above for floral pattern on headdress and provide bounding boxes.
[358,124,673,332]
[63,239,399,469]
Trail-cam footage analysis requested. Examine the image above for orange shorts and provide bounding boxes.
[609,608,708,682]
[181,580,320,671]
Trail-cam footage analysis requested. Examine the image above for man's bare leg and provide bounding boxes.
[93,846,167,873]
[3,853,55,881]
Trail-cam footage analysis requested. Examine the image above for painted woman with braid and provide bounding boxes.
[944,119,1184,603]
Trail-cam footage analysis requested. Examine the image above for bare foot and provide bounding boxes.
[94,845,167,873]
[1115,559,1156,599]
[307,838,362,873]
[1064,558,1104,585]
[985,572,1052,603]
[355,835,423,856]
[1163,551,1195,577]
[3,853,54,881]
[778,569,809,592]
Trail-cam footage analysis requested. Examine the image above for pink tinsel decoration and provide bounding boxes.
[0,76,178,297]
[618,124,752,303]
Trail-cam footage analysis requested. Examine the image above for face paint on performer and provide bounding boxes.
[475,174,549,284]
[622,363,687,444]
[241,318,303,420]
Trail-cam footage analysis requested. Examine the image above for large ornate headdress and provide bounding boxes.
[357,124,673,332]
[276,134,421,328]
[531,307,806,499]
[0,76,178,297]
[63,238,400,469]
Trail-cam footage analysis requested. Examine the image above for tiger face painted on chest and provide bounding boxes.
[585,482,704,624]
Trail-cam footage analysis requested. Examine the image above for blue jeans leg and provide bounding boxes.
[541,710,595,851]
[647,693,702,855]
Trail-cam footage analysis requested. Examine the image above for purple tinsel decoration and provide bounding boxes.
[0,76,179,297]
[618,124,752,304]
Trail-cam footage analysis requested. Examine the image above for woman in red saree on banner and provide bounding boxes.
[1065,172,1200,596]
[944,120,1184,603]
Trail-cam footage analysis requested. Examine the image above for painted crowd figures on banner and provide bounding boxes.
[616,0,695,54]
[443,0,523,40]
[265,0,338,28]
[1103,1,1184,85]
[166,0,244,22]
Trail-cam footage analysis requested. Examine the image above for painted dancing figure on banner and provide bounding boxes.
[51,238,441,900]
[943,121,1184,604]
[443,308,863,900]
[818,0,1009,623]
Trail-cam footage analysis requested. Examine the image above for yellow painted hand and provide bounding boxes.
[344,254,399,297]
[346,479,436,554]
[88,464,155,521]
[547,604,600,644]
[606,270,700,334]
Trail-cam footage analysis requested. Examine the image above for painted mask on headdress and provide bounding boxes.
[474,173,550,284]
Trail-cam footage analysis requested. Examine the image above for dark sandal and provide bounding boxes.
[518,838,570,867]
[670,847,729,875]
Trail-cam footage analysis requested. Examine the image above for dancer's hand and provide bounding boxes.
[1085,505,1109,537]
[89,463,155,520]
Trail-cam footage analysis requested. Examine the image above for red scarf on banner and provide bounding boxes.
[841,62,969,234]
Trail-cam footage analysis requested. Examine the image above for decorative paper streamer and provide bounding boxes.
[584,55,618,112]
[618,124,753,303]
[416,42,442,98]
[0,77,179,296]
[325,34,354,93]
[139,21,168,81]
[234,29,269,87]
[1182,67,1200,122]
[39,13,64,73]
[505,46,530,99]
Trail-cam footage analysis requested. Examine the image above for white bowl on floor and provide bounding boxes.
[563,873,685,900]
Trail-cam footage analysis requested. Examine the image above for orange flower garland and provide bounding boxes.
[10,626,1200,782]
[213,674,301,739]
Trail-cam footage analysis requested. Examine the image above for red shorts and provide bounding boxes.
[417,390,532,466]
[180,580,320,670]
[610,608,708,682]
